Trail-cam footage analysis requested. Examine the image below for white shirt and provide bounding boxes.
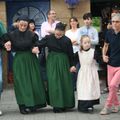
[41,20,59,38]
[65,29,80,53]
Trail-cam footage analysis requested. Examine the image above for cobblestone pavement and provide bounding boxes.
[0,85,120,120]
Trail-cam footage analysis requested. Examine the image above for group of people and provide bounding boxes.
[0,9,120,116]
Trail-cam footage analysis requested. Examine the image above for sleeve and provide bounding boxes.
[104,30,110,43]
[34,31,40,40]
[37,35,48,48]
[41,22,47,38]
[0,33,11,48]
[66,38,75,67]
[90,28,99,45]
[78,28,82,44]
[65,30,69,38]
[76,28,81,44]
[74,51,79,64]
[94,46,104,64]
[32,33,39,47]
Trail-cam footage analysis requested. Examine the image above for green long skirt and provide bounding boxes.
[47,52,75,108]
[13,51,46,107]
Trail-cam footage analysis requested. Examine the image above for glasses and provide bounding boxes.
[112,21,120,23]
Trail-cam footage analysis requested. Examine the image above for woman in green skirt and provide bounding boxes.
[36,22,76,113]
[3,15,46,114]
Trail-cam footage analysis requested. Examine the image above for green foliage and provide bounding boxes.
[92,17,101,32]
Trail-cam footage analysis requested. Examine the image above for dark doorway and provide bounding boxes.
[91,0,120,27]
[6,0,50,31]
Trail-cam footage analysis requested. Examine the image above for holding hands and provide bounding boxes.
[102,55,109,63]
[70,66,76,73]
[32,47,40,54]
[4,42,40,54]
[4,41,11,51]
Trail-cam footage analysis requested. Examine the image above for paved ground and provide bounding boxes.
[0,82,120,120]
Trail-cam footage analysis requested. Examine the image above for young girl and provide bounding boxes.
[77,35,100,113]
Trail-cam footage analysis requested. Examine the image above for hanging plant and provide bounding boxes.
[65,0,80,6]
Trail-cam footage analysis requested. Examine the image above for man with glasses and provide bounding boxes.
[41,9,59,37]
[100,13,120,115]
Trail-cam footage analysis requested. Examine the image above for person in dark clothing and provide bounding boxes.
[0,20,7,116]
[100,13,120,115]
[33,22,76,113]
[3,15,46,114]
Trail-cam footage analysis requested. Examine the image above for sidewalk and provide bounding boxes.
[0,87,120,120]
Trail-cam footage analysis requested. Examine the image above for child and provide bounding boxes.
[77,35,100,113]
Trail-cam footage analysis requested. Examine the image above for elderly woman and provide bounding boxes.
[36,22,76,113]
[3,15,46,114]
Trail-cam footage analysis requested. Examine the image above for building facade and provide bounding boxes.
[0,0,90,29]
[0,0,90,87]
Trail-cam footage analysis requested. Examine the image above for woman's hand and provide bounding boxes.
[103,55,109,63]
[32,47,40,54]
[70,66,76,73]
[71,40,78,45]
[4,41,11,51]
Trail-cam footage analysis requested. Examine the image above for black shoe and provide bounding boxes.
[53,107,63,113]
[78,108,89,113]
[19,105,29,114]
[20,108,29,114]
[26,107,37,113]
[25,108,32,113]
[61,108,66,112]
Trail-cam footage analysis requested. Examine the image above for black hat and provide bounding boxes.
[55,22,67,31]
[19,15,29,22]
[29,19,35,25]
[15,18,19,22]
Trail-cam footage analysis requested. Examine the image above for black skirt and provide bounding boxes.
[78,99,100,112]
